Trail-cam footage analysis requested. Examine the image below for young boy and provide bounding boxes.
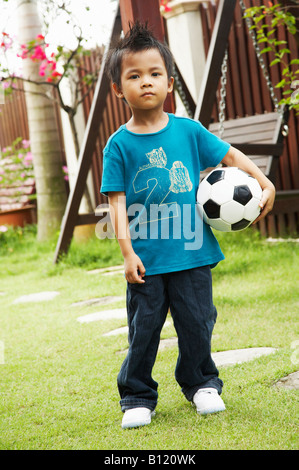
[100,22,275,429]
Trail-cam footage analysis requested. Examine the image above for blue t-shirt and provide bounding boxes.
[100,113,230,276]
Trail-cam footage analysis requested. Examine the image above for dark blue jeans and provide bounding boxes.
[117,266,223,411]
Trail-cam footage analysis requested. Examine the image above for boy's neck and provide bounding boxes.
[126,109,169,134]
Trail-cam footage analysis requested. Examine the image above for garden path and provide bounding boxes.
[12,265,298,390]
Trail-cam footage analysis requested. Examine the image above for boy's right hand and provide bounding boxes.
[124,252,146,284]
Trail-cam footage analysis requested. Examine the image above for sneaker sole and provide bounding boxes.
[121,411,155,429]
[197,404,226,416]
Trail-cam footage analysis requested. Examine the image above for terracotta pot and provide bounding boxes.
[0,205,36,227]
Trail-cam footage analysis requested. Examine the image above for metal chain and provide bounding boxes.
[239,0,281,114]
[172,66,194,118]
[218,48,228,139]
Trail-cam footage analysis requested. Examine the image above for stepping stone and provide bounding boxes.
[103,320,172,337]
[13,291,60,304]
[87,265,124,275]
[71,295,125,308]
[103,326,128,337]
[274,371,299,390]
[77,308,127,323]
[211,347,277,367]
[102,269,124,277]
[117,342,277,368]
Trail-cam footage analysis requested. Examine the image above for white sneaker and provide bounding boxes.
[193,388,226,415]
[121,407,155,429]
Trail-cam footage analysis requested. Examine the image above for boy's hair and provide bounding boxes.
[105,21,174,86]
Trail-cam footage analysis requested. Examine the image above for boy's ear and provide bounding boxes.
[168,76,174,94]
[112,82,124,99]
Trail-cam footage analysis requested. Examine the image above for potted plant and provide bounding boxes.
[0,137,36,227]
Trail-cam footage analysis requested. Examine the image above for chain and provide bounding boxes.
[239,0,282,114]
[218,48,228,139]
[172,65,194,118]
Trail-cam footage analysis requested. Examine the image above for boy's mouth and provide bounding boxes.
[141,92,154,97]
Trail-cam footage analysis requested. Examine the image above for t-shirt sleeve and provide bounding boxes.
[100,149,125,196]
[197,121,231,171]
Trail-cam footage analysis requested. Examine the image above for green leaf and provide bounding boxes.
[275,79,286,88]
[260,47,273,54]
[270,58,281,66]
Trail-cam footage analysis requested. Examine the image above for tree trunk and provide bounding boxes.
[16,0,67,241]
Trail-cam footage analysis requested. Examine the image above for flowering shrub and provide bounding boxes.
[160,0,172,13]
[0,137,35,211]
[17,34,62,83]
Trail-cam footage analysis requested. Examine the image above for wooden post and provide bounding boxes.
[194,0,236,127]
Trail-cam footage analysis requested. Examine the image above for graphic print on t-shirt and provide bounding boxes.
[132,147,192,225]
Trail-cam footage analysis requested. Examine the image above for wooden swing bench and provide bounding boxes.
[206,109,289,184]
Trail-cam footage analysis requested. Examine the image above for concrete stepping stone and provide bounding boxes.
[77,308,127,323]
[274,371,299,390]
[102,320,172,337]
[13,291,60,304]
[211,347,277,367]
[103,326,129,337]
[87,265,124,275]
[157,343,277,365]
[71,295,125,308]
[117,340,277,368]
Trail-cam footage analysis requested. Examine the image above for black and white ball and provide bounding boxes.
[197,167,263,232]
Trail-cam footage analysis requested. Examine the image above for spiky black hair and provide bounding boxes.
[105,21,174,86]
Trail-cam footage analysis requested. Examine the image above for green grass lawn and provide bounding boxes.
[0,225,298,450]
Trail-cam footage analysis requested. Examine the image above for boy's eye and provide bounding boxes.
[152,72,160,77]
[129,74,139,79]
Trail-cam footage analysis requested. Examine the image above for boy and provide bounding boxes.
[100,22,275,429]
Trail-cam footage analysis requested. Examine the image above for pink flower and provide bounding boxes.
[0,225,8,233]
[36,34,45,40]
[31,45,46,61]
[22,140,30,148]
[24,152,33,161]
[2,81,10,90]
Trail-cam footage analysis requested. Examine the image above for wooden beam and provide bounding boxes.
[233,143,284,156]
[53,8,122,263]
[194,0,237,127]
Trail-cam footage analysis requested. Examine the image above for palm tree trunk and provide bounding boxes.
[16,0,67,241]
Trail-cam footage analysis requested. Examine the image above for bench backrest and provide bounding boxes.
[204,111,287,182]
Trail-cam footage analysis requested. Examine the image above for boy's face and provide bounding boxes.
[112,48,173,113]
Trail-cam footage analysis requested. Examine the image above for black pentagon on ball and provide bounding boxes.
[206,169,226,185]
[204,199,220,219]
[232,219,251,231]
[233,185,252,206]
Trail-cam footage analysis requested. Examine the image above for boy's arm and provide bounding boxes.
[222,146,276,223]
[108,191,146,284]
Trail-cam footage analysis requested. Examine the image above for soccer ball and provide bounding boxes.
[197,167,263,232]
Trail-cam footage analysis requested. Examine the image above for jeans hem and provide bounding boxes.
[120,398,157,412]
[183,378,223,402]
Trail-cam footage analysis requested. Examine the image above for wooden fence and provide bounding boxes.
[0,0,298,236]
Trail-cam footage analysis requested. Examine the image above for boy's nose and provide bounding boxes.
[141,76,153,87]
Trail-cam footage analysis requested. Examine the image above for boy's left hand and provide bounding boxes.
[253,184,276,224]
